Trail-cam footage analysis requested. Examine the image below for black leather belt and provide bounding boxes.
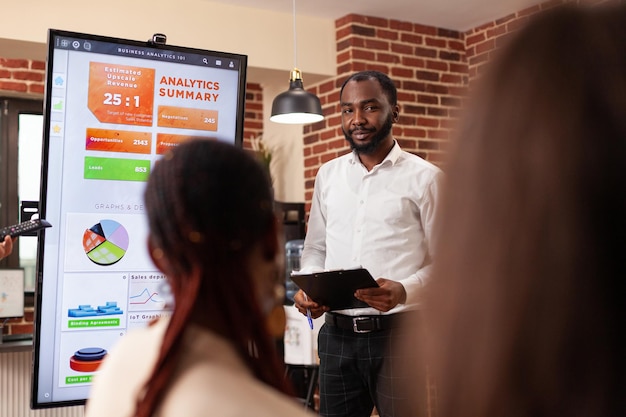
[325,312,400,333]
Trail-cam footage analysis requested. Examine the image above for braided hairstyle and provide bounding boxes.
[136,138,292,417]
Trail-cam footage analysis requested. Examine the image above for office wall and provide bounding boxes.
[301,15,466,208]
[242,82,264,149]
[0,58,45,96]
[0,0,336,80]
[301,1,573,209]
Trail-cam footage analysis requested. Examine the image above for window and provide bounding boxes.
[0,97,44,304]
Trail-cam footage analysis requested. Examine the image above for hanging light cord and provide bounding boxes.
[292,0,297,69]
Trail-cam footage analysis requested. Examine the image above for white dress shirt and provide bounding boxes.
[301,141,443,316]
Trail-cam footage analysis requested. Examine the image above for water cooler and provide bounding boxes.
[284,239,304,305]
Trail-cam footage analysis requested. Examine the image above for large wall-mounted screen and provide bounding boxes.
[31,29,247,409]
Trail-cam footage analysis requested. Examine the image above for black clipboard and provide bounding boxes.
[290,268,379,309]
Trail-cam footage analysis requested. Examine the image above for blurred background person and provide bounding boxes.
[407,4,626,417]
[86,139,313,417]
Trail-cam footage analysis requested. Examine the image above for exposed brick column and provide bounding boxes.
[0,58,46,95]
[242,82,263,150]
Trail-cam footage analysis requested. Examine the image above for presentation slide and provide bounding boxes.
[32,30,247,408]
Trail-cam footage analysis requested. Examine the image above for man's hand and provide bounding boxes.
[355,278,406,312]
[293,290,329,319]
[0,235,14,260]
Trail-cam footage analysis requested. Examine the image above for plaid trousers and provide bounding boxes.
[317,316,428,417]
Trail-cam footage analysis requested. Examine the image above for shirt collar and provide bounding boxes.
[348,140,402,167]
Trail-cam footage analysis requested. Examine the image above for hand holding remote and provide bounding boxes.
[0,219,52,240]
[0,235,14,259]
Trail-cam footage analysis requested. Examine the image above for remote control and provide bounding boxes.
[0,219,52,240]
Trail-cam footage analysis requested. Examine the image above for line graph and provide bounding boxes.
[128,283,167,312]
[130,288,164,304]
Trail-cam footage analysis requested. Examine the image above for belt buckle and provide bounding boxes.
[352,316,373,333]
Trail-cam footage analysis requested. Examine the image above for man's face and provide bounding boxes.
[341,79,398,155]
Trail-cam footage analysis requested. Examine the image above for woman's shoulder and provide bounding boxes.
[85,318,168,417]
[159,360,314,417]
[105,317,168,362]
[158,325,314,416]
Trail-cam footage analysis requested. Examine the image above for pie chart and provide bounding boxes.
[82,220,129,266]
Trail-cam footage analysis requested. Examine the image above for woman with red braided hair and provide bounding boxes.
[85,139,313,417]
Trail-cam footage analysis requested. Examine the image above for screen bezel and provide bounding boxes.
[31,28,247,409]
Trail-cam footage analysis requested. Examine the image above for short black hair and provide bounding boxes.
[340,70,398,105]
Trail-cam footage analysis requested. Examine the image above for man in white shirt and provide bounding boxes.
[293,70,442,417]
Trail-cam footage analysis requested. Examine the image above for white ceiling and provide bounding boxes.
[207,0,545,32]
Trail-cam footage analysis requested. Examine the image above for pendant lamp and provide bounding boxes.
[270,0,324,124]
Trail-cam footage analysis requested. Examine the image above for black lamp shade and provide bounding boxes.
[270,71,324,124]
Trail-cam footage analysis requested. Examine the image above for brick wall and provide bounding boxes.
[301,0,624,211]
[0,58,45,95]
[465,0,571,78]
[242,82,263,150]
[1,310,35,337]
[303,15,468,209]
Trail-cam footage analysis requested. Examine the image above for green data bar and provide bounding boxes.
[66,375,94,384]
[84,156,150,181]
[68,318,121,328]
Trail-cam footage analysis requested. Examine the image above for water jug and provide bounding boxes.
[284,239,304,304]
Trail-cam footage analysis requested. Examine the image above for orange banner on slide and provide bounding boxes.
[86,128,152,154]
[155,134,217,155]
[155,133,187,155]
[88,62,155,126]
[157,106,218,131]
